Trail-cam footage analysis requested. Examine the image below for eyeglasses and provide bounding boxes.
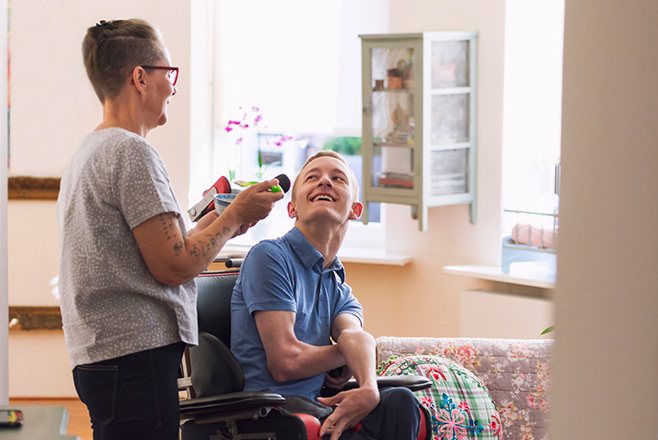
[141,65,179,86]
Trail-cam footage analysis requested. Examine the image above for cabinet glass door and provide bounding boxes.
[429,38,472,196]
[369,47,415,191]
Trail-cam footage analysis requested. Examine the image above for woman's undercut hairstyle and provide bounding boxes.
[82,19,165,103]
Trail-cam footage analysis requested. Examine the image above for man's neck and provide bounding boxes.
[295,221,348,270]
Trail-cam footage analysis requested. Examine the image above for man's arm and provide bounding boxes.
[254,310,347,382]
[316,313,380,440]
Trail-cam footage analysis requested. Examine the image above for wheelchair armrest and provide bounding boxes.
[180,391,286,422]
[320,374,431,397]
[375,375,432,391]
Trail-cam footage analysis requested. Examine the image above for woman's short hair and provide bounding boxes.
[82,19,165,103]
[291,150,360,202]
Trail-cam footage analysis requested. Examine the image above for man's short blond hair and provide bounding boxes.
[291,150,360,203]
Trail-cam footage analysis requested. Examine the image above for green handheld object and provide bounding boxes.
[232,174,290,193]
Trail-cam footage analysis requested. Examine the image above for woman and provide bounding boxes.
[56,19,283,440]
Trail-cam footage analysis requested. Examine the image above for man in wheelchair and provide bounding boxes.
[231,151,424,440]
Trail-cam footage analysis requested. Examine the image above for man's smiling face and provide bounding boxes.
[288,154,362,226]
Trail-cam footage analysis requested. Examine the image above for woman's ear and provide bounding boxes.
[131,66,148,91]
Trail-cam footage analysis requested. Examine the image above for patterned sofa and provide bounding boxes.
[376,337,553,440]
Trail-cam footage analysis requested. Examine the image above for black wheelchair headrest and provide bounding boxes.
[195,271,239,346]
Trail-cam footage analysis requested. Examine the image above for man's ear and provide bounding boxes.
[287,201,298,219]
[349,201,363,220]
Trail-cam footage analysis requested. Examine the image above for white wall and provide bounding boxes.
[551,0,658,438]
[344,0,507,339]
[6,0,194,397]
[0,0,8,405]
[8,0,192,208]
[4,0,536,397]
[460,290,554,339]
[387,0,505,263]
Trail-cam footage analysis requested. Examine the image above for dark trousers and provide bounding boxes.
[337,387,421,440]
[73,342,185,440]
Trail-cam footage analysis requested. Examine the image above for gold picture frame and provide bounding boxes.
[8,176,60,200]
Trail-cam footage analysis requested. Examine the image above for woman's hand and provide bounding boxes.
[223,179,284,229]
[187,209,218,237]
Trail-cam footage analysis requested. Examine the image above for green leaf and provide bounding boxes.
[322,137,362,156]
[540,326,555,335]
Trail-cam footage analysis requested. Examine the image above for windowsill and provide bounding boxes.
[217,243,412,266]
[443,265,556,289]
[338,247,412,266]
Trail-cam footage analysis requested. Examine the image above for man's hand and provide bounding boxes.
[317,385,380,440]
[323,366,353,390]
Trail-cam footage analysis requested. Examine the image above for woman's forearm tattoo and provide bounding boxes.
[177,225,233,259]
[158,214,184,256]
[160,213,177,241]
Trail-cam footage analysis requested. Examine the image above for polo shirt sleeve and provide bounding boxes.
[333,274,364,327]
[240,240,297,315]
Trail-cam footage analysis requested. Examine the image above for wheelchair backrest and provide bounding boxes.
[195,271,240,346]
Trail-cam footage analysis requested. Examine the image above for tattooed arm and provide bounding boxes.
[132,179,283,286]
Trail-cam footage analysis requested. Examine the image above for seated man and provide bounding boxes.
[231,151,422,440]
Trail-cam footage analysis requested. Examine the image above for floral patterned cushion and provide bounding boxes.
[376,337,553,440]
[378,354,502,440]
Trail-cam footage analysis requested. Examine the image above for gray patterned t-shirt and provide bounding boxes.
[57,127,197,368]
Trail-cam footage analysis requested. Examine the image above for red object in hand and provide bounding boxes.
[187,176,231,222]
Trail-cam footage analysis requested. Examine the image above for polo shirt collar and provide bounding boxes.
[284,227,346,282]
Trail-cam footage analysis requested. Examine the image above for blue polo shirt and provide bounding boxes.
[230,227,364,400]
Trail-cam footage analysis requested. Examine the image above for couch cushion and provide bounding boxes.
[376,337,552,440]
[378,354,502,439]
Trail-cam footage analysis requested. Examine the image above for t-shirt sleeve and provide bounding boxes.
[239,241,297,315]
[111,137,181,230]
[333,279,364,327]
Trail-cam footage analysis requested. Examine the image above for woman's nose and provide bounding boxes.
[171,86,177,96]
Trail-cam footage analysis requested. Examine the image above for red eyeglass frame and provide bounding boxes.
[141,65,179,86]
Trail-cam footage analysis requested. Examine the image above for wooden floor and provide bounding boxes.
[8,398,92,440]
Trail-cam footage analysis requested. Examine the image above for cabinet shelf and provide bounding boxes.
[429,142,471,151]
[373,142,414,149]
[373,88,414,94]
[360,32,478,230]
[430,87,473,95]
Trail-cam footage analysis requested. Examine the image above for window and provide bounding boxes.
[502,0,564,227]
[198,0,389,247]
[501,0,564,279]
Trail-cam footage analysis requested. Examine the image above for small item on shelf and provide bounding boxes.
[390,103,411,133]
[378,177,414,189]
[377,172,414,189]
[390,132,411,144]
[374,79,385,91]
[387,68,403,89]
[510,223,557,249]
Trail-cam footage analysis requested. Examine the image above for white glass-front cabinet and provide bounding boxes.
[360,32,478,231]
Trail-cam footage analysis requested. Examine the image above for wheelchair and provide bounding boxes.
[179,270,431,440]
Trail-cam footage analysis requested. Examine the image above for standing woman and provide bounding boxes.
[56,19,283,440]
